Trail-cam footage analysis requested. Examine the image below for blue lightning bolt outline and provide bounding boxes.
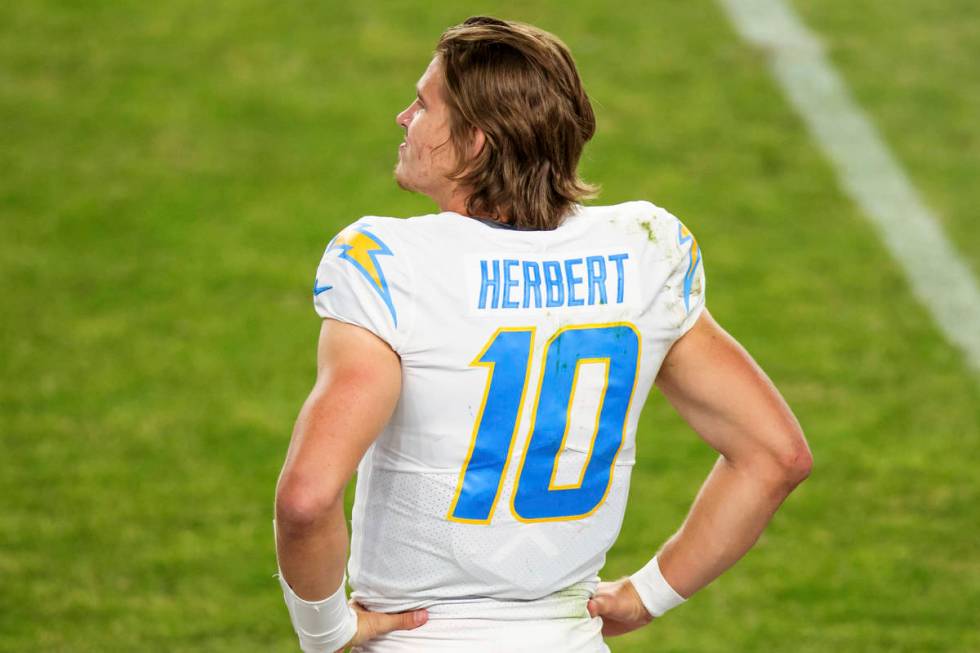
[677,222,702,313]
[326,225,398,326]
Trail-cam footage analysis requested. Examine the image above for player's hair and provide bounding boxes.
[436,16,598,230]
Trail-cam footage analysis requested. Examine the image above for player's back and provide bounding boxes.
[311,201,705,630]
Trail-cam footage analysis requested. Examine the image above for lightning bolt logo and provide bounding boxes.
[677,222,701,312]
[327,225,398,326]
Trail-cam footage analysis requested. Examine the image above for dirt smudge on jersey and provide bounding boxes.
[639,220,657,243]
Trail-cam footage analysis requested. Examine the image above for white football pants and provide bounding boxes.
[352,614,610,652]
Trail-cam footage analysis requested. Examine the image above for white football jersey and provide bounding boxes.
[311,201,705,619]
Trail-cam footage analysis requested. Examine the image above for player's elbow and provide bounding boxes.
[746,429,812,494]
[275,478,343,535]
[774,435,813,489]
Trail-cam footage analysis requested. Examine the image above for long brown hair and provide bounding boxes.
[436,16,598,230]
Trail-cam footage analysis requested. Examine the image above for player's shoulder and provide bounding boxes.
[329,214,405,247]
[578,200,687,241]
[314,215,424,341]
[330,212,454,249]
[321,212,462,290]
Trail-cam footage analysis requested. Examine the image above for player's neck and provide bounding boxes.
[434,186,513,225]
[432,184,470,217]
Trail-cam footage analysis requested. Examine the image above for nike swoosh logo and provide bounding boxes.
[313,280,333,296]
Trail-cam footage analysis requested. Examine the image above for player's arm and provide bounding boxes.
[275,319,426,652]
[589,309,812,634]
[652,309,813,596]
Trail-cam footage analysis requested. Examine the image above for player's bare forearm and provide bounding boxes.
[275,319,402,600]
[656,451,804,598]
[275,379,357,599]
[654,309,812,598]
[275,491,349,600]
[588,439,807,635]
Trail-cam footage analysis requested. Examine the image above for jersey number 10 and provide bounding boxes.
[448,323,641,524]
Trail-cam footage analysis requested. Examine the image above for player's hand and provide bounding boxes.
[587,577,653,637]
[335,602,429,652]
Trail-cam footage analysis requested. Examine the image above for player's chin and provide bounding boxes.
[393,167,416,192]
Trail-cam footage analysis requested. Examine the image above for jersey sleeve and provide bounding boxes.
[311,218,412,352]
[665,212,706,340]
[640,204,706,343]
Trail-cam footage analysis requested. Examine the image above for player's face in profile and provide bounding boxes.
[394,57,458,202]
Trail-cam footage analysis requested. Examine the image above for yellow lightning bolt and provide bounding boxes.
[327,225,398,325]
[331,228,386,288]
[679,224,700,264]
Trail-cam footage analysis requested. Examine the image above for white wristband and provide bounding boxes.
[628,556,687,618]
[278,571,358,653]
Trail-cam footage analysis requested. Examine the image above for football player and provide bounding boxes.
[274,16,812,653]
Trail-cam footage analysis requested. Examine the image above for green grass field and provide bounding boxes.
[2,1,978,651]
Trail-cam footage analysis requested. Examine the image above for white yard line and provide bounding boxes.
[717,0,980,373]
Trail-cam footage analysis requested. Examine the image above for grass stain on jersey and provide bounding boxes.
[639,220,657,242]
[551,587,592,619]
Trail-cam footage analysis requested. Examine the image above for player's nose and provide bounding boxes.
[396,104,412,129]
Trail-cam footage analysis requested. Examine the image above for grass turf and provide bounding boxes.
[1,1,977,651]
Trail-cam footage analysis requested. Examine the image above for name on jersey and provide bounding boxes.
[471,252,634,311]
